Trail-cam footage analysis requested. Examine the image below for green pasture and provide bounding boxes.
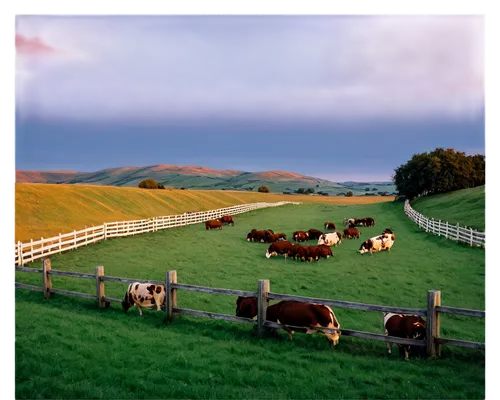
[15,202,485,399]
[411,185,485,231]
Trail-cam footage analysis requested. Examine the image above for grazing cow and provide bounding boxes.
[307,245,333,261]
[122,283,166,316]
[318,233,342,247]
[384,313,427,360]
[359,232,395,255]
[324,222,336,230]
[366,217,376,227]
[343,227,360,239]
[219,215,234,225]
[307,229,324,240]
[293,231,309,242]
[295,245,311,262]
[235,297,341,346]
[247,229,270,242]
[344,218,355,228]
[265,241,293,258]
[205,219,222,230]
[287,243,303,260]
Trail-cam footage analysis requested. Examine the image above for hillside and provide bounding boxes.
[411,186,485,231]
[16,164,396,195]
[15,183,394,242]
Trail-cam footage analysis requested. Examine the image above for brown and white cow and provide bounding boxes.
[293,231,309,242]
[359,231,395,255]
[122,282,166,316]
[265,232,287,243]
[318,233,342,247]
[324,222,336,230]
[219,215,234,225]
[265,241,293,258]
[307,245,333,261]
[343,227,360,239]
[205,219,222,230]
[384,313,427,360]
[236,297,341,346]
[247,229,272,242]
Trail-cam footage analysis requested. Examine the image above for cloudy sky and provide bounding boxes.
[15,14,485,182]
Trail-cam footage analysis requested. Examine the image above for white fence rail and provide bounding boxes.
[15,201,301,266]
[404,200,485,248]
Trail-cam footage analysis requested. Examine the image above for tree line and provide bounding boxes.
[393,148,485,199]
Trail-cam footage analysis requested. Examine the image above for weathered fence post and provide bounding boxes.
[43,258,52,299]
[257,279,270,337]
[95,266,106,308]
[17,241,23,266]
[426,290,441,357]
[165,270,178,322]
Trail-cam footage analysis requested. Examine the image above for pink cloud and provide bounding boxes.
[16,34,58,56]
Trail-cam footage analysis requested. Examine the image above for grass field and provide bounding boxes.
[411,186,485,231]
[15,201,485,399]
[15,183,394,242]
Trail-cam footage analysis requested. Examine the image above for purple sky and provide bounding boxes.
[15,15,485,182]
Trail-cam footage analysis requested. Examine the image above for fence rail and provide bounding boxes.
[14,201,300,266]
[404,200,485,247]
[15,262,485,357]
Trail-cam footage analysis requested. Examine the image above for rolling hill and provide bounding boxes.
[16,164,396,195]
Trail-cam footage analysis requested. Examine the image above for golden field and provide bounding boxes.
[15,183,394,242]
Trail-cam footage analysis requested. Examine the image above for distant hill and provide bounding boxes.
[16,164,397,195]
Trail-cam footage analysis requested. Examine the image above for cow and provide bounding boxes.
[359,232,395,255]
[265,241,293,258]
[344,218,355,228]
[265,232,287,243]
[287,243,303,260]
[307,245,333,261]
[205,219,222,230]
[318,233,342,247]
[307,229,324,240]
[219,215,234,226]
[293,230,309,242]
[235,297,341,346]
[384,313,427,360]
[343,227,360,239]
[247,229,271,242]
[122,283,166,316]
[365,217,376,227]
[295,245,311,262]
[324,222,336,230]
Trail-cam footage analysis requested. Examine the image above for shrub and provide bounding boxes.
[297,188,305,194]
[158,183,165,189]
[345,191,353,197]
[258,185,270,193]
[138,178,159,189]
[305,188,315,194]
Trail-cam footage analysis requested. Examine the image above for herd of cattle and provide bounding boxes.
[119,213,424,359]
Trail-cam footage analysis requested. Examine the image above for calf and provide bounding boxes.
[324,222,336,230]
[384,313,427,360]
[307,229,324,240]
[205,219,222,230]
[218,215,234,225]
[122,283,166,316]
[293,231,309,242]
[265,241,293,258]
[318,233,342,247]
[343,227,360,239]
[236,297,341,346]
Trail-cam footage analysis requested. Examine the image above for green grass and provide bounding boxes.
[411,186,485,231]
[15,202,485,399]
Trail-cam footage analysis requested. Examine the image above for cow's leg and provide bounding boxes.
[137,305,143,316]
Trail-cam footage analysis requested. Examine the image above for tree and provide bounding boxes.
[297,188,306,194]
[158,183,165,189]
[258,185,270,193]
[365,188,370,191]
[345,191,353,197]
[138,178,159,189]
[305,188,315,194]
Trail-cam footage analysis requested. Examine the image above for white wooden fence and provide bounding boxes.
[404,200,485,248]
[15,201,301,266]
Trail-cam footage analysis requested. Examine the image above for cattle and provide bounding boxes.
[235,297,341,346]
[247,229,271,242]
[307,245,333,261]
[343,227,360,239]
[318,233,342,247]
[366,217,376,227]
[219,215,234,226]
[293,230,309,242]
[265,241,293,258]
[205,219,222,230]
[359,231,395,255]
[295,245,311,262]
[344,218,355,228]
[324,222,336,230]
[307,229,324,240]
[121,283,166,316]
[287,243,303,260]
[265,232,287,243]
[384,313,427,360]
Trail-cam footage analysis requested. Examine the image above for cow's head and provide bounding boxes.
[246,232,253,242]
[236,296,258,319]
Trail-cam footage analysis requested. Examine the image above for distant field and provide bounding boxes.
[411,186,485,231]
[15,202,485,399]
[15,183,394,242]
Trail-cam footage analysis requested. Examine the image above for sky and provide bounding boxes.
[14,13,485,182]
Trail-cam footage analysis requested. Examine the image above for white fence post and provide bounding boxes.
[85,227,88,246]
[17,241,23,266]
[445,221,448,238]
[438,220,441,236]
[470,227,473,247]
[104,223,107,240]
[74,230,77,247]
[456,223,459,242]
[30,239,34,263]
[59,233,62,250]
[41,237,44,255]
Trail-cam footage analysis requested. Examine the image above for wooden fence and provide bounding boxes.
[15,262,485,357]
[14,201,300,266]
[404,200,485,247]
